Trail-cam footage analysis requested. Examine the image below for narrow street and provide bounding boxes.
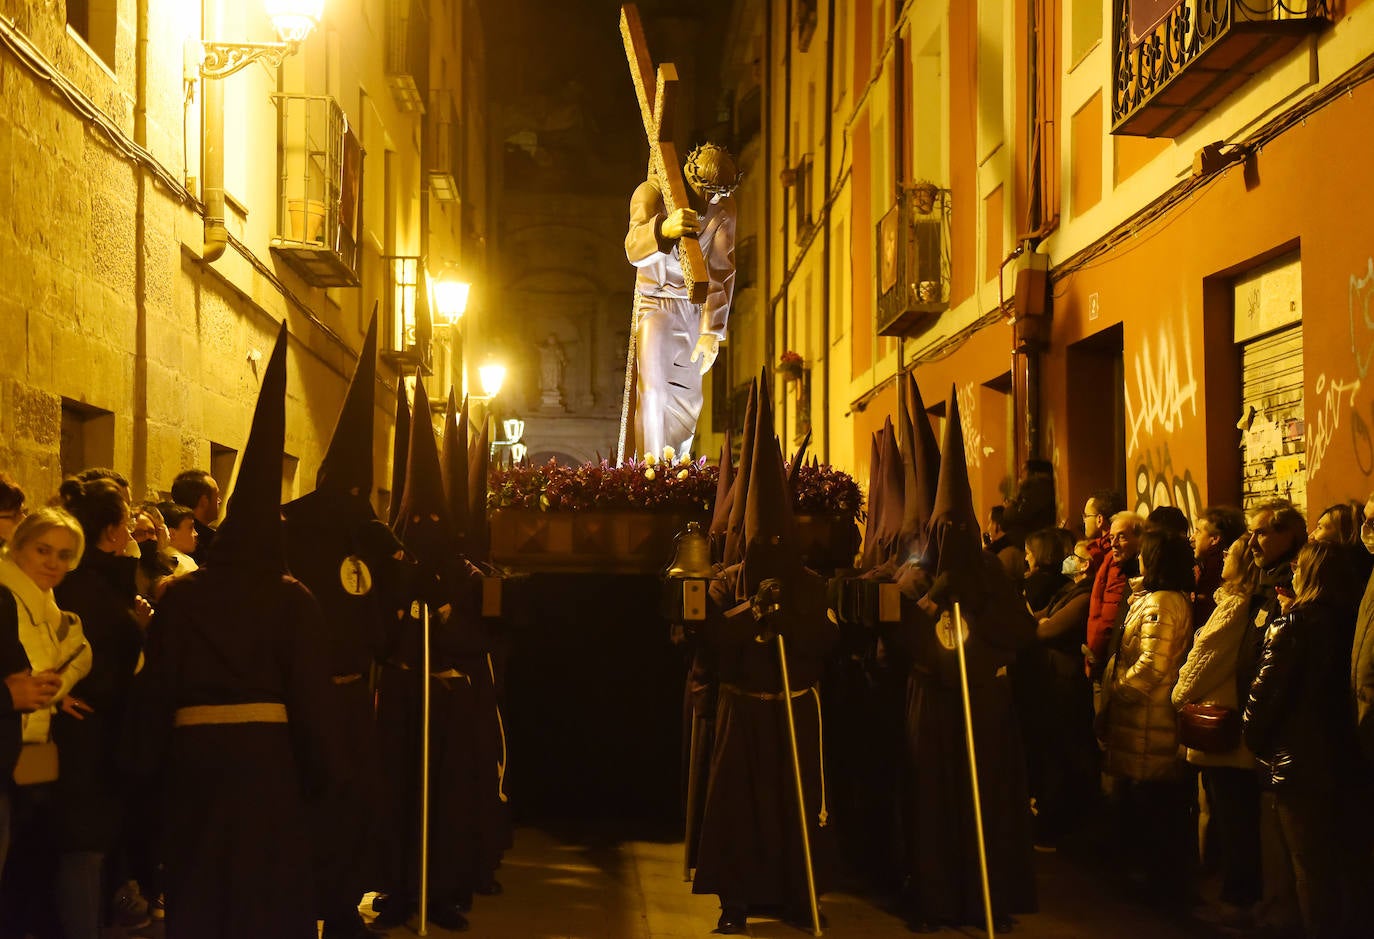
[367,824,1225,939]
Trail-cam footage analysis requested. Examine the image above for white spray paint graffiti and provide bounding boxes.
[1350,258,1374,378]
[958,382,984,469]
[1125,318,1198,454]
[1307,373,1362,478]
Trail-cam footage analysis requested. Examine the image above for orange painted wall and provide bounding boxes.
[1041,80,1374,518]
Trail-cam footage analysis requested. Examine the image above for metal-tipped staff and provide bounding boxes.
[952,600,995,938]
[682,708,704,881]
[418,602,433,935]
[776,630,823,937]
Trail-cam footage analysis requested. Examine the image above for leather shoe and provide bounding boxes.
[716,906,748,934]
[428,903,470,932]
[369,894,412,929]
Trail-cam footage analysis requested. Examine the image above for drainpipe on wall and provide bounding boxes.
[818,0,834,462]
[201,27,227,263]
[132,0,150,496]
[771,0,792,435]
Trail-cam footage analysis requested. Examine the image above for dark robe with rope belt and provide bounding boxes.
[884,552,1037,926]
[282,491,396,924]
[375,559,509,908]
[691,566,838,909]
[130,568,339,939]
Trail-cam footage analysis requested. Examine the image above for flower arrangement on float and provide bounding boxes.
[488,449,862,523]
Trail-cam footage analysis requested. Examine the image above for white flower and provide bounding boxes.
[644,468,657,481]
[644,452,658,467]
[663,445,676,463]
[677,469,689,480]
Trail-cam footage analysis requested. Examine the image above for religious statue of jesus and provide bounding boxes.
[625,142,740,460]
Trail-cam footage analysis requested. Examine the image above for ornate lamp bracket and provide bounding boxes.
[199,40,298,80]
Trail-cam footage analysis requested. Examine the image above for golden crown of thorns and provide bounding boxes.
[684,143,741,198]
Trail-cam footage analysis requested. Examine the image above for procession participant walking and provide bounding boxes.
[886,387,1037,933]
[129,324,340,939]
[281,312,396,939]
[691,372,838,935]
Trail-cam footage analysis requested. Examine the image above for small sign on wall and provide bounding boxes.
[1234,252,1302,343]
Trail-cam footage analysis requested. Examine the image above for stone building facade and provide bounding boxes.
[0,0,490,516]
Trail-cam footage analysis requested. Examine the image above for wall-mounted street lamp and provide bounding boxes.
[479,360,507,399]
[199,0,325,79]
[433,279,471,325]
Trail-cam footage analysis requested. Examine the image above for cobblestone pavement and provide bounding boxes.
[364,825,1225,939]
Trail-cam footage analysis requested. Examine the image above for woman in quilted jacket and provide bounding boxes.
[1244,540,1364,939]
[1100,529,1195,905]
[1173,538,1262,922]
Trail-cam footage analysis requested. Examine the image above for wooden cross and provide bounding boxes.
[620,3,708,304]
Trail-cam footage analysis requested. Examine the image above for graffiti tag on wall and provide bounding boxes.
[1349,258,1374,378]
[1307,373,1361,479]
[1132,442,1202,522]
[1125,318,1198,454]
[958,382,984,470]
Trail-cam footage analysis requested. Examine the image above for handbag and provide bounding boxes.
[13,740,59,786]
[1177,702,1241,753]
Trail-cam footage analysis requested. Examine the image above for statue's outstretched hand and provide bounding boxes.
[660,208,701,240]
[690,334,720,375]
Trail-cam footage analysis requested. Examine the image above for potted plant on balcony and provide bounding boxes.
[777,349,805,383]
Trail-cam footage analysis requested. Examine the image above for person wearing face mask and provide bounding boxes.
[52,478,156,937]
[1031,540,1098,850]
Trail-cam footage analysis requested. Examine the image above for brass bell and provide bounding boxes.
[665,521,713,579]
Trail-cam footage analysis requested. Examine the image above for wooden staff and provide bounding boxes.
[952,600,995,937]
[776,632,822,937]
[418,602,433,935]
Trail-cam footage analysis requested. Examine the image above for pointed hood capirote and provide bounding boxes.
[875,416,906,564]
[207,321,289,574]
[741,369,801,600]
[441,389,470,553]
[722,378,759,568]
[467,408,491,563]
[709,428,734,541]
[388,378,412,527]
[317,305,378,497]
[927,384,982,594]
[393,375,453,565]
[787,428,811,496]
[902,373,941,558]
[859,428,885,571]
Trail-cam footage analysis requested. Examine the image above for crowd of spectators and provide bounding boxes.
[0,467,221,937]
[1005,484,1374,938]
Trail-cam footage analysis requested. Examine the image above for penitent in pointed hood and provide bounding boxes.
[441,389,470,554]
[858,428,885,571]
[875,416,906,564]
[388,378,412,528]
[901,373,941,558]
[317,305,378,497]
[741,369,801,600]
[207,321,289,574]
[787,428,811,497]
[393,375,453,565]
[927,384,982,588]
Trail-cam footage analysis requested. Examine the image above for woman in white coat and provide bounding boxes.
[1173,538,1262,924]
[0,507,92,934]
